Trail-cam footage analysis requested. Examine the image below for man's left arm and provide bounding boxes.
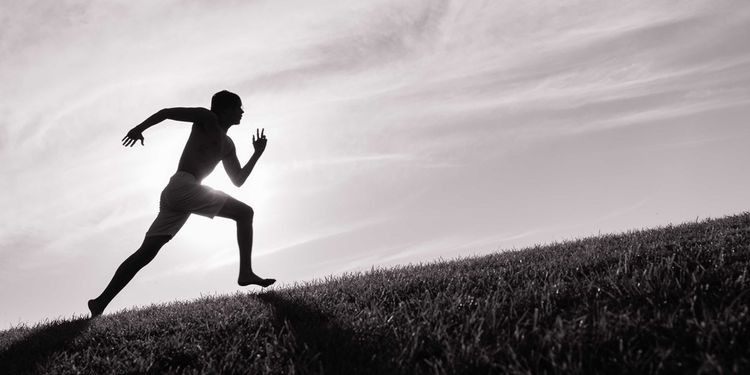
[223,129,267,187]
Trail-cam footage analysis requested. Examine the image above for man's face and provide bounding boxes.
[229,103,244,125]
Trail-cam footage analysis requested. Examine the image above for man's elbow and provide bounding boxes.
[232,176,246,188]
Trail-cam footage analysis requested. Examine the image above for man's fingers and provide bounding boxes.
[121,136,143,147]
[261,128,265,138]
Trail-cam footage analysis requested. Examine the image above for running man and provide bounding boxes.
[88,90,275,318]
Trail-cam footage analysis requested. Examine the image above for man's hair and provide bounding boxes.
[211,90,241,112]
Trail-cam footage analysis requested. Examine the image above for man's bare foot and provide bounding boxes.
[88,298,105,318]
[238,274,276,287]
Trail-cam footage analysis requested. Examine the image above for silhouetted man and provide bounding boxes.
[88,90,275,318]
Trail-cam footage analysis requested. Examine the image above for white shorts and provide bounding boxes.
[145,171,230,237]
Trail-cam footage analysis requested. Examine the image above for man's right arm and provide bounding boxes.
[135,107,216,132]
[123,107,218,147]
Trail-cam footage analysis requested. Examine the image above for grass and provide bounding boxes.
[1,213,749,374]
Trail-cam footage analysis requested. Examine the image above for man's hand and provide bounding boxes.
[252,128,267,154]
[122,127,145,147]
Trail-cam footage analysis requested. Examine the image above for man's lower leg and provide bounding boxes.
[236,219,275,287]
[237,218,253,276]
[89,237,165,317]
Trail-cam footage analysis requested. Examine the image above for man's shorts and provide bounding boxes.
[145,171,230,237]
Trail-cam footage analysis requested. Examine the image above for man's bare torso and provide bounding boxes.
[177,122,232,182]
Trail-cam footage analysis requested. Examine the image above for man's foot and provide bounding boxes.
[88,298,105,318]
[238,274,276,287]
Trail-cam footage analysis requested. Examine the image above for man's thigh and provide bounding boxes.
[145,210,190,237]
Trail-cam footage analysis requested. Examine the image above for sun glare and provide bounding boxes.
[202,172,238,196]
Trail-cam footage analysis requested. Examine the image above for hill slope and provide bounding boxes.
[1,213,749,374]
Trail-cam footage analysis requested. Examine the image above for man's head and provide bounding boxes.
[211,90,243,125]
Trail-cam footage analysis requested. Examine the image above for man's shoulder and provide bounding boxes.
[195,107,218,123]
[187,108,219,130]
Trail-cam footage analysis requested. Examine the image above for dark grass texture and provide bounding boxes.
[1,213,749,374]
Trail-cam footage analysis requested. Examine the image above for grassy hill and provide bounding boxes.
[1,213,749,374]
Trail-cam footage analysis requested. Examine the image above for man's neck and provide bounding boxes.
[217,121,231,133]
[212,111,232,133]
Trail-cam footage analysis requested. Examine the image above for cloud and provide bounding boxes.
[372,229,545,267]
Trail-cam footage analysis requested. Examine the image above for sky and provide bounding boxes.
[1,0,749,330]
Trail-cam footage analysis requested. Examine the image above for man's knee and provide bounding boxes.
[217,197,254,223]
[237,204,254,223]
[131,236,168,265]
[141,235,172,253]
[147,234,173,245]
